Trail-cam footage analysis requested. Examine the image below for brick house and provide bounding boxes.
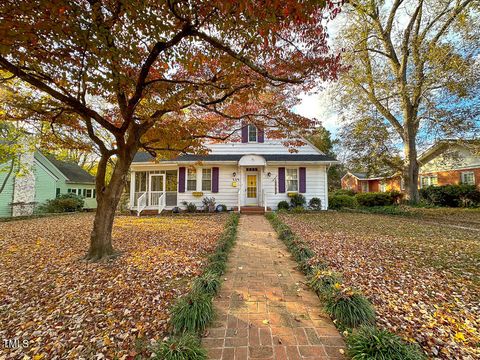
[341,140,479,193]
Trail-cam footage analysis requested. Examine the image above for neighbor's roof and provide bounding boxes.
[44,154,95,184]
[343,171,395,181]
[418,139,480,164]
[133,152,337,163]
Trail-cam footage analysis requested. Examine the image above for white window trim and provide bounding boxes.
[420,175,438,188]
[286,167,299,192]
[461,171,475,185]
[248,124,258,143]
[361,181,369,192]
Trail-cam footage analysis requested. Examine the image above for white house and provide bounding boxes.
[129,125,337,214]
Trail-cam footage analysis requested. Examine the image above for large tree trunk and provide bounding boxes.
[86,153,133,260]
[403,129,420,204]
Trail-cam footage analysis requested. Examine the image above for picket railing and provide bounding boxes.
[136,192,147,216]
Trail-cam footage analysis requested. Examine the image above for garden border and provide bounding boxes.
[265,212,426,360]
[152,212,239,359]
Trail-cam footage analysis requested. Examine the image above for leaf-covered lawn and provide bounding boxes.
[280,211,480,359]
[0,213,227,359]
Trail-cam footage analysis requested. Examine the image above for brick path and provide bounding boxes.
[202,215,346,360]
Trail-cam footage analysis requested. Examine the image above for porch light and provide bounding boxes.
[233,172,237,177]
[267,172,272,177]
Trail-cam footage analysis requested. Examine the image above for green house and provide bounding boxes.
[0,150,96,218]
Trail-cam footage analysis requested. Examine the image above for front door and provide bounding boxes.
[149,174,165,207]
[246,174,258,205]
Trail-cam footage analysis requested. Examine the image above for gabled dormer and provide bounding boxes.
[241,124,264,143]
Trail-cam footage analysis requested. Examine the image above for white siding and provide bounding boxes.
[207,140,321,155]
[177,165,239,209]
[262,165,328,210]
[421,144,480,173]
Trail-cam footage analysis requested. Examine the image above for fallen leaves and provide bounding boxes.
[0,213,227,359]
[281,211,480,359]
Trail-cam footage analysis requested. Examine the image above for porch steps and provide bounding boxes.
[239,206,270,215]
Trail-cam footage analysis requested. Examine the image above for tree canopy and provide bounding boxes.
[0,0,342,259]
[334,0,479,201]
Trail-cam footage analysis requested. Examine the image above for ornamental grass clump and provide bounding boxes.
[308,269,342,299]
[346,326,426,360]
[206,260,227,276]
[325,286,375,328]
[153,333,207,360]
[170,292,214,334]
[293,245,315,263]
[192,271,221,296]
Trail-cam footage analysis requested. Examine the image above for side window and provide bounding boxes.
[286,168,298,192]
[202,168,212,191]
[248,124,258,142]
[187,168,197,191]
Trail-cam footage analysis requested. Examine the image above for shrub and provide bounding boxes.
[39,193,84,213]
[329,195,357,209]
[334,189,357,196]
[355,192,395,207]
[347,326,426,360]
[192,271,221,296]
[308,270,342,299]
[309,197,322,210]
[277,200,290,210]
[170,292,214,334]
[202,197,216,212]
[182,201,197,213]
[420,184,480,207]
[324,288,375,328]
[153,333,207,360]
[290,193,306,208]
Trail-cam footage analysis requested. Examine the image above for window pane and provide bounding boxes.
[430,176,438,185]
[86,189,92,198]
[187,169,196,191]
[421,177,429,187]
[462,172,474,185]
[248,125,257,142]
[202,169,212,191]
[287,180,298,192]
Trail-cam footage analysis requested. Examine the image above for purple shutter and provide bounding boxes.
[278,167,286,193]
[241,122,248,143]
[299,167,306,193]
[258,127,264,143]
[212,167,219,193]
[178,167,186,193]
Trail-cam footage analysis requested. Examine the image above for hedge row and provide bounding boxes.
[420,184,480,207]
[152,213,239,360]
[329,191,402,209]
[265,212,426,360]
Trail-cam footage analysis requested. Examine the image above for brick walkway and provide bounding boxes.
[202,215,346,360]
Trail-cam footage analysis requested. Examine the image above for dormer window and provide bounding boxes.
[248,124,258,142]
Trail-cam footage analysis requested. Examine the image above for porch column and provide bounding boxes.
[130,171,135,210]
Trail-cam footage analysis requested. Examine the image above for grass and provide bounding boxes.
[325,290,376,329]
[192,271,222,296]
[152,333,207,360]
[346,326,426,360]
[308,269,342,299]
[170,292,215,334]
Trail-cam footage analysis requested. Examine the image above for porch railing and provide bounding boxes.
[158,192,166,214]
[149,191,165,207]
[137,192,147,216]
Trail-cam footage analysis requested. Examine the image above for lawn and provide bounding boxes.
[280,211,480,359]
[0,213,227,359]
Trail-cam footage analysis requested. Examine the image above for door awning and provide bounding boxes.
[238,154,267,166]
